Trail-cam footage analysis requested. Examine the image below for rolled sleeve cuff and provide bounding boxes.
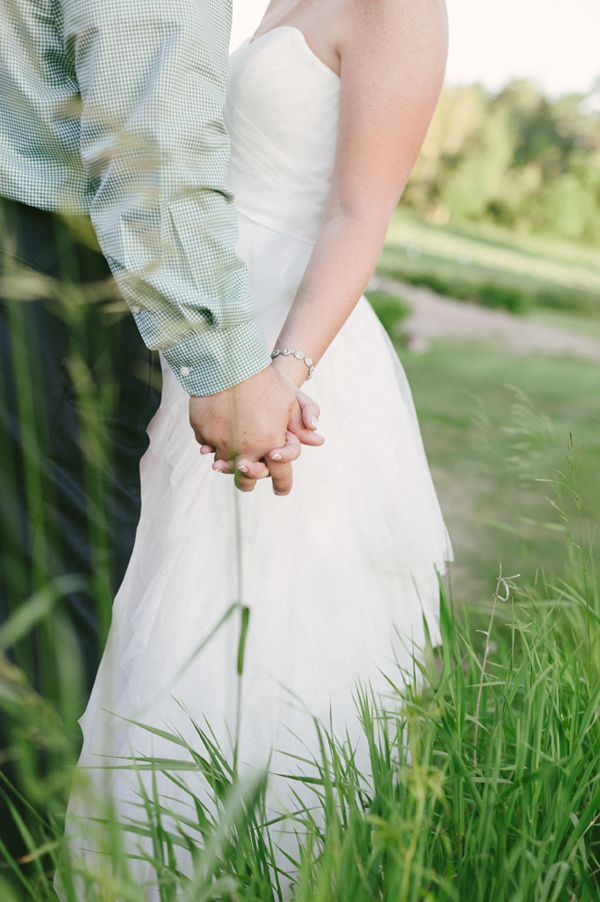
[162,321,272,396]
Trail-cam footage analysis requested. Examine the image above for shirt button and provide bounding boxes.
[180,366,190,377]
[131,305,141,314]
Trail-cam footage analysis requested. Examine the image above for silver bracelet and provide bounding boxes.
[271,348,315,380]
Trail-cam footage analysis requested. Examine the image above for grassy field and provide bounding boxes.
[397,339,600,604]
[376,209,600,603]
[529,307,600,342]
[379,208,600,315]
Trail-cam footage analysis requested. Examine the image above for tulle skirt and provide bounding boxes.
[59,212,452,896]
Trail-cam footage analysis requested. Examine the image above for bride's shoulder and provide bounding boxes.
[337,0,448,69]
[339,0,448,51]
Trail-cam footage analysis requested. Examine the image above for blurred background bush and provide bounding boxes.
[405,80,600,245]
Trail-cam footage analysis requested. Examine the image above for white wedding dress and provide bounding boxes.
[60,27,452,895]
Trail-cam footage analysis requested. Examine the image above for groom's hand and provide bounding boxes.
[189,366,301,494]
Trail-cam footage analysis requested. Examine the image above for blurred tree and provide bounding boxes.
[404,78,600,244]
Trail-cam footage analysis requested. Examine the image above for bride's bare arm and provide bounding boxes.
[271,0,448,388]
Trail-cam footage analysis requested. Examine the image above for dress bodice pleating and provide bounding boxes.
[225,28,341,244]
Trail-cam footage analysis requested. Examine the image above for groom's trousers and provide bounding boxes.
[0,197,161,867]
[0,197,162,699]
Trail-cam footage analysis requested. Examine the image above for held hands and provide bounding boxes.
[189,364,324,495]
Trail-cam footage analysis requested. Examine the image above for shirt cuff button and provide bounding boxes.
[131,306,141,315]
[180,366,190,377]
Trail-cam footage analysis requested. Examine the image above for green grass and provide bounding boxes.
[379,209,600,315]
[528,307,600,343]
[363,289,411,339]
[4,540,600,901]
[396,338,600,605]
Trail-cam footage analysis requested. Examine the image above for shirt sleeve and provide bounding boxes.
[61,0,271,395]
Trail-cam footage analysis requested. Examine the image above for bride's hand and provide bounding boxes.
[204,369,324,491]
[211,429,301,492]
[276,371,325,449]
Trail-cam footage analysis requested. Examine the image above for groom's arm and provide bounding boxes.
[61,0,271,396]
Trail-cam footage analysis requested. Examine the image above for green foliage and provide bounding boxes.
[379,208,600,316]
[364,289,411,335]
[475,283,530,313]
[405,79,600,245]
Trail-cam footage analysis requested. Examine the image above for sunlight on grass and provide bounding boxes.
[380,209,600,314]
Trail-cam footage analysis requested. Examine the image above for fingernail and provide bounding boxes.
[238,465,248,473]
[311,416,318,428]
[270,452,282,461]
[274,490,289,496]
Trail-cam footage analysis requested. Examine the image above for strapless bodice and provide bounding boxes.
[224,27,340,244]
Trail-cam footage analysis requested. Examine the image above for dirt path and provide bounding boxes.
[371,275,600,362]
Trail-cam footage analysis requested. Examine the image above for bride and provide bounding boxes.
[59,0,451,894]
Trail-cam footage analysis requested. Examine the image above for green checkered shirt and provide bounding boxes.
[0,0,271,395]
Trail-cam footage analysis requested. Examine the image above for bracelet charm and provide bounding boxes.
[271,348,315,380]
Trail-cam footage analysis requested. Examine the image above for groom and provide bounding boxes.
[0,0,319,698]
